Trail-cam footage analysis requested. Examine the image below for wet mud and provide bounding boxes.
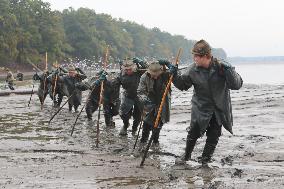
[0,83,284,188]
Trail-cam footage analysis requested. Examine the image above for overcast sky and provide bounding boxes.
[43,0,283,57]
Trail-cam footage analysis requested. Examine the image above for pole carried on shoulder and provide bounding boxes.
[96,46,109,147]
[140,48,182,167]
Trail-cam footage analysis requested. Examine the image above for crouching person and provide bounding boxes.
[137,61,171,150]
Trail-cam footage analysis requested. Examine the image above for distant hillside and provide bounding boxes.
[0,0,226,68]
[228,56,284,64]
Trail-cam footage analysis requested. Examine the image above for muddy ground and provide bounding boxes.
[0,82,284,188]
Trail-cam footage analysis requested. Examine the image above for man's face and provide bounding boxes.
[193,54,210,68]
[69,71,76,77]
[150,73,160,80]
[124,68,133,75]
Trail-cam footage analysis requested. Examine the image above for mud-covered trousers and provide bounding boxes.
[86,98,120,125]
[186,113,222,160]
[119,95,142,129]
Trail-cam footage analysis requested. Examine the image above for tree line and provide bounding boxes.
[0,0,227,68]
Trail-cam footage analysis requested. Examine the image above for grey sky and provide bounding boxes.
[43,0,284,57]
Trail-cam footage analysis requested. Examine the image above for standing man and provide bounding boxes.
[48,64,68,107]
[137,61,171,148]
[172,40,243,165]
[61,66,87,112]
[5,68,15,90]
[115,58,147,135]
[16,70,24,81]
[33,69,51,105]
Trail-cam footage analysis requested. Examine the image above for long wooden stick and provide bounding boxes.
[45,52,48,70]
[42,52,48,109]
[96,46,109,148]
[140,48,182,167]
[52,61,59,106]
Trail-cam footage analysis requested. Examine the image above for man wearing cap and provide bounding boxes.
[169,39,243,165]
[60,66,87,111]
[33,69,51,105]
[76,70,120,127]
[47,64,68,107]
[137,60,171,148]
[114,58,147,135]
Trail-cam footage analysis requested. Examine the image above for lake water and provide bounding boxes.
[234,62,284,85]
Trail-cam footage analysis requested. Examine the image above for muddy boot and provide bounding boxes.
[175,137,197,165]
[131,120,140,135]
[68,103,72,112]
[140,123,151,143]
[74,105,79,113]
[152,128,161,144]
[105,115,114,127]
[87,115,92,121]
[138,142,147,152]
[199,142,217,166]
[57,95,63,107]
[119,120,129,136]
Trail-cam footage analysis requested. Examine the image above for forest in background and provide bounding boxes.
[0,0,227,70]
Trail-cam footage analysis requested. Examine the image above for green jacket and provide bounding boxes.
[173,58,243,135]
[138,72,171,126]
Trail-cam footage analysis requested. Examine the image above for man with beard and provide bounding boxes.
[137,60,171,149]
[170,40,243,165]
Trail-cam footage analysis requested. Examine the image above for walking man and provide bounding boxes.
[172,40,243,165]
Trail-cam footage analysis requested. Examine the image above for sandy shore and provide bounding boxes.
[0,83,283,188]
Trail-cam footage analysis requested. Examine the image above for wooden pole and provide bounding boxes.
[140,48,182,167]
[96,46,109,147]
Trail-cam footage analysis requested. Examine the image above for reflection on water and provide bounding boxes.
[234,62,284,84]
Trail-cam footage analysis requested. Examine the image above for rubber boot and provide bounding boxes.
[152,128,161,144]
[140,123,151,143]
[105,115,114,127]
[175,137,197,164]
[68,103,72,112]
[132,120,140,135]
[199,142,217,165]
[74,104,79,112]
[57,95,63,107]
[119,119,129,135]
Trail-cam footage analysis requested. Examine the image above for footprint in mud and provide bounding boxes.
[221,155,234,166]
[231,168,243,178]
[246,135,274,143]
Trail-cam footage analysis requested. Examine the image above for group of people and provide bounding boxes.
[34,40,243,165]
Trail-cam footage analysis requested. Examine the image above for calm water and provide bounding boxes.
[233,62,284,85]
